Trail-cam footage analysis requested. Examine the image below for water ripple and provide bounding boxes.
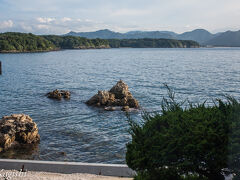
[0,48,240,163]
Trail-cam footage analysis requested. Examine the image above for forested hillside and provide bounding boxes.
[108,38,199,48]
[43,35,109,49]
[0,32,56,52]
[0,32,199,53]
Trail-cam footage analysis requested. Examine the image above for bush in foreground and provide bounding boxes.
[126,87,240,180]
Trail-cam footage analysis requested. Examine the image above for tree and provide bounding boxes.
[0,32,56,52]
[126,87,240,180]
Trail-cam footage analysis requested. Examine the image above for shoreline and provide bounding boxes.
[2,46,239,54]
[0,46,202,54]
[0,46,111,54]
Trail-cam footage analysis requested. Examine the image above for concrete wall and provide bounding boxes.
[0,159,135,177]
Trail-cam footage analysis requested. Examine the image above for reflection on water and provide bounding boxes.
[0,144,39,160]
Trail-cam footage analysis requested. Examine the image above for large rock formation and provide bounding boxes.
[46,89,71,100]
[86,80,139,110]
[0,114,40,152]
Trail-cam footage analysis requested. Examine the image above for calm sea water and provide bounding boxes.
[0,48,240,163]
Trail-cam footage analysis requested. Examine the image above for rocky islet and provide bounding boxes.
[46,89,71,100]
[0,114,40,152]
[86,80,140,111]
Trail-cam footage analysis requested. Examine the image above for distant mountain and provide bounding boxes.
[67,29,123,39]
[203,30,240,47]
[125,30,177,36]
[65,29,240,47]
[122,30,178,39]
[125,31,172,39]
[65,29,214,42]
[65,29,214,44]
[177,29,214,44]
[66,29,176,39]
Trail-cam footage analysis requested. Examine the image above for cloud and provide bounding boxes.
[0,20,13,29]
[36,24,49,30]
[37,17,55,24]
[61,17,72,22]
[19,22,33,32]
[1,0,240,34]
[5,17,109,34]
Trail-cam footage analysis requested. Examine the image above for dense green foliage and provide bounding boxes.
[0,33,110,52]
[0,32,200,52]
[43,35,109,49]
[126,88,240,180]
[0,32,56,52]
[106,38,199,48]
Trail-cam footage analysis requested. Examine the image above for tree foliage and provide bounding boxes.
[43,35,109,49]
[108,38,199,48]
[0,32,199,53]
[126,88,240,180]
[0,32,56,52]
[0,33,110,52]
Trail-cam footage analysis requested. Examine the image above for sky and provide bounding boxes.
[0,0,240,34]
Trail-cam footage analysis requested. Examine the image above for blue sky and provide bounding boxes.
[0,0,240,34]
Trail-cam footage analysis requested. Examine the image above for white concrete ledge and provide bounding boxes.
[0,159,135,177]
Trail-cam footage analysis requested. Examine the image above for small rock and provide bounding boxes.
[104,107,116,111]
[46,89,71,100]
[121,106,130,111]
[59,151,67,156]
[96,102,101,107]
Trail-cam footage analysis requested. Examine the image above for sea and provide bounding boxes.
[0,48,240,163]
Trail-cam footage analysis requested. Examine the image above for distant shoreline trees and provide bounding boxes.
[0,32,199,53]
[108,38,199,48]
[0,32,56,52]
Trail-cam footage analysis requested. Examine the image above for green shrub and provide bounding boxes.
[126,86,240,180]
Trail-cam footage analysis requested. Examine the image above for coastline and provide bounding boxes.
[0,32,200,53]
[1,46,239,54]
[0,46,202,54]
[0,48,61,54]
[0,46,111,54]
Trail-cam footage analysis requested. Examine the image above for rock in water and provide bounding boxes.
[104,107,116,111]
[86,80,139,109]
[121,106,130,111]
[0,114,40,152]
[47,89,71,100]
[109,80,130,99]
